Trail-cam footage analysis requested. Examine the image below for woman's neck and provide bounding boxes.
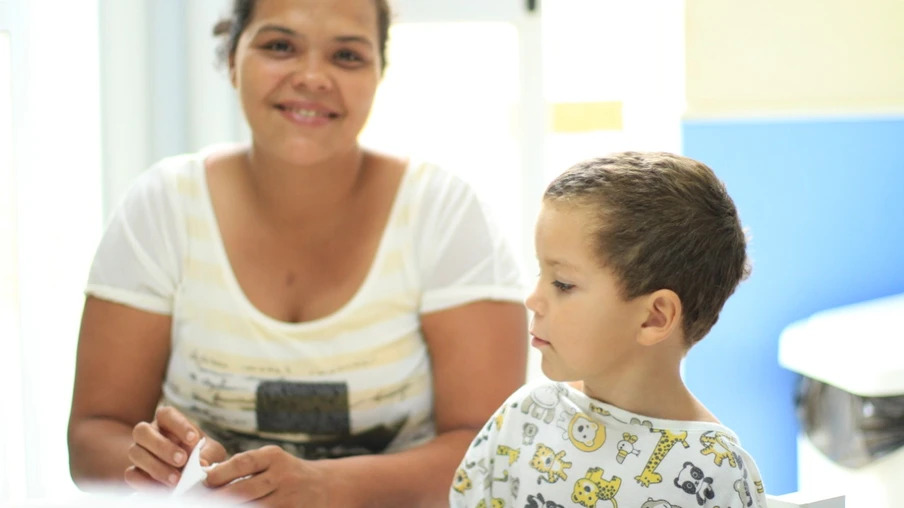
[244,143,368,226]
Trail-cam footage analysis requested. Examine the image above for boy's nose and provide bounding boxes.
[524,288,543,316]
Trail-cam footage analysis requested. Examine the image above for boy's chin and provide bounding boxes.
[540,363,580,386]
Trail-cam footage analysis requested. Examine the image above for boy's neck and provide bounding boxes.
[579,349,719,424]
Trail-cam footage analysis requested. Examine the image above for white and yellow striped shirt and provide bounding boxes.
[86,149,524,458]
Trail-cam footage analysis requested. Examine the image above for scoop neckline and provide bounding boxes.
[193,149,417,331]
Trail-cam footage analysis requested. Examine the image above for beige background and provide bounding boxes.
[686,0,904,118]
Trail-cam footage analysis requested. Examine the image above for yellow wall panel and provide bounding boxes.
[686,0,904,117]
[551,101,624,132]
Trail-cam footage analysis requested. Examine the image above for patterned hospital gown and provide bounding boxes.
[450,381,768,508]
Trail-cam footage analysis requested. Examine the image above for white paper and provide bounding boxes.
[172,437,211,497]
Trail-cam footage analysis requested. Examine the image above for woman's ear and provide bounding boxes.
[229,55,237,88]
[637,289,682,346]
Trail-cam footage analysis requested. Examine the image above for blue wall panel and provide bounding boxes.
[682,117,904,494]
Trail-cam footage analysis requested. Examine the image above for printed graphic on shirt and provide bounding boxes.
[523,421,539,446]
[452,467,473,494]
[640,498,683,508]
[699,430,739,467]
[571,467,622,508]
[257,381,350,434]
[635,428,690,487]
[201,414,408,460]
[521,384,569,423]
[525,492,567,508]
[730,452,759,508]
[673,461,716,505]
[616,432,642,464]
[497,444,521,466]
[557,407,606,452]
[530,443,572,484]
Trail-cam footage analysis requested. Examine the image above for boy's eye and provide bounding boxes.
[552,280,574,292]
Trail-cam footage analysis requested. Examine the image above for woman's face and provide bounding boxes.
[230,0,381,165]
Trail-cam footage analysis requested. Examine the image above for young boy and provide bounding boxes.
[450,152,767,508]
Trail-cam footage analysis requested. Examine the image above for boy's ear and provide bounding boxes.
[637,289,682,346]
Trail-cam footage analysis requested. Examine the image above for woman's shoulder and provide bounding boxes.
[137,149,207,191]
[413,160,473,193]
[138,144,244,200]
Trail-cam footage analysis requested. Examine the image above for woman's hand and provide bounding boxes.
[204,446,345,507]
[124,406,227,491]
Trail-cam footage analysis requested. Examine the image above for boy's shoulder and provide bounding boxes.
[489,380,768,508]
[496,379,577,421]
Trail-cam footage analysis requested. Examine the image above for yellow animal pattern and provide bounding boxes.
[590,404,612,417]
[572,467,622,508]
[453,467,473,494]
[755,480,764,493]
[700,430,739,468]
[475,498,505,508]
[558,409,607,452]
[494,406,507,430]
[616,433,640,464]
[634,429,690,487]
[497,445,520,466]
[530,443,572,484]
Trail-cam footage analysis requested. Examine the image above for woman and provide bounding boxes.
[67,0,527,506]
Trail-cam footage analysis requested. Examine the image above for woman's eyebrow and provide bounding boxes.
[334,35,373,47]
[254,25,373,48]
[255,24,297,37]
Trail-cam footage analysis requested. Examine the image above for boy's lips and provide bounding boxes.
[530,334,550,347]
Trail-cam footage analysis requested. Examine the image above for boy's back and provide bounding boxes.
[452,381,767,508]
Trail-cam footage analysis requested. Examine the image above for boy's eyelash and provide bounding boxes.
[552,280,574,292]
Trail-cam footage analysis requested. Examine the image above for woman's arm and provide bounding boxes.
[68,297,172,488]
[329,299,527,507]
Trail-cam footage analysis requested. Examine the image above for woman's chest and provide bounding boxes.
[163,287,434,453]
[223,214,389,324]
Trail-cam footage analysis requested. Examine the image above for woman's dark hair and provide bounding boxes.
[213,0,391,72]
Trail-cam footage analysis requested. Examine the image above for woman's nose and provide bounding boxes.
[291,56,332,92]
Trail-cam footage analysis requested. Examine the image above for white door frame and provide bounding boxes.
[392,0,547,273]
[391,0,546,382]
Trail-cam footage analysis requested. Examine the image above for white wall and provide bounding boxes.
[99,0,242,216]
[2,0,102,501]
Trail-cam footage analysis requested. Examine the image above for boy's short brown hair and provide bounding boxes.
[544,152,750,346]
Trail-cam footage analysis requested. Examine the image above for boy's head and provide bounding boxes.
[527,152,749,376]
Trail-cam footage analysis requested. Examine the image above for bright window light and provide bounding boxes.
[0,29,27,503]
